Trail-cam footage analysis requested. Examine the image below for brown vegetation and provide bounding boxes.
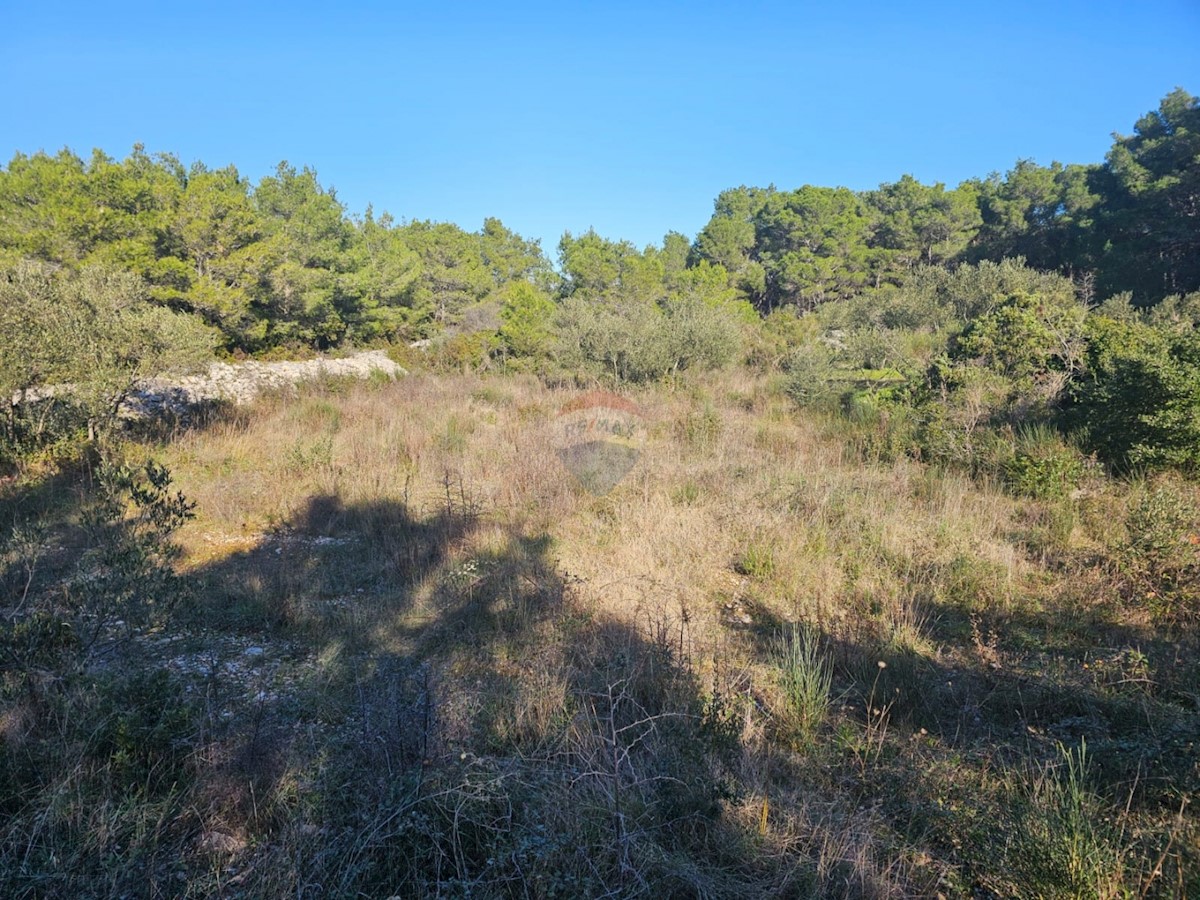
[2,369,1196,897]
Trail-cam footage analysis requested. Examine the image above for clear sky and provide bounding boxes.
[3,1,1198,255]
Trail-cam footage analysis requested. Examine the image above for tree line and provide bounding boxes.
[0,88,1197,475]
[2,88,1196,355]
[0,151,554,350]
[695,87,1199,311]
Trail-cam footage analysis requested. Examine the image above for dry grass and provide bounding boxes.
[2,369,1196,896]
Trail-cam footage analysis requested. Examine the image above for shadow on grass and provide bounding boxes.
[731,590,1198,813]
[0,396,252,611]
[0,466,90,606]
[133,491,775,897]
[724,592,1197,895]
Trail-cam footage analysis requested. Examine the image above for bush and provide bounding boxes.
[1074,313,1200,473]
[840,390,920,463]
[1004,425,1087,500]
[498,281,556,360]
[0,458,194,667]
[674,401,723,449]
[952,287,1086,416]
[912,361,1011,470]
[744,307,818,370]
[554,294,670,381]
[660,295,743,374]
[1119,479,1199,623]
[430,331,499,372]
[554,293,743,382]
[0,261,214,466]
[782,342,839,407]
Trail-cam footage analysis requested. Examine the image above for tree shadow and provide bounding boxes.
[0,394,253,611]
[120,394,246,446]
[167,490,769,896]
[0,459,144,617]
[732,595,1198,811]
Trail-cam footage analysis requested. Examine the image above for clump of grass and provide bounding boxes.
[1011,739,1129,897]
[437,412,475,453]
[284,435,334,475]
[671,479,702,506]
[470,384,509,406]
[675,401,722,449]
[753,422,794,455]
[735,539,776,579]
[289,396,341,432]
[772,624,833,747]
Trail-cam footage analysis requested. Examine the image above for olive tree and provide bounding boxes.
[0,260,214,458]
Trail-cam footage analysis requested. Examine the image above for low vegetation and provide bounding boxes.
[2,370,1196,896]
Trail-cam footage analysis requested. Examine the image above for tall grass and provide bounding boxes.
[772,624,833,747]
[1013,739,1130,898]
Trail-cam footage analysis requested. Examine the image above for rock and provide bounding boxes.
[198,831,245,854]
[121,350,407,420]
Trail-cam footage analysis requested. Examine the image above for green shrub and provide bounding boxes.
[782,342,839,407]
[1004,425,1086,499]
[554,293,743,382]
[0,458,195,668]
[437,413,475,453]
[744,307,818,370]
[383,340,428,372]
[1075,314,1200,473]
[498,281,556,359]
[1120,479,1199,622]
[0,261,214,466]
[91,669,198,787]
[435,331,499,372]
[839,390,920,463]
[912,362,1010,471]
[660,294,743,375]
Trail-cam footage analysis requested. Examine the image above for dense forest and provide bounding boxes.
[1,88,1198,897]
[2,88,1197,352]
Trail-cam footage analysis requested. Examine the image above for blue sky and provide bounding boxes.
[3,1,1198,255]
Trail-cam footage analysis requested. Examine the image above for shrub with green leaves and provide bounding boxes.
[1075,318,1200,473]
[554,293,743,382]
[782,341,839,407]
[912,359,1011,470]
[1119,480,1199,622]
[0,261,214,465]
[0,458,195,668]
[498,280,556,361]
[1004,424,1087,499]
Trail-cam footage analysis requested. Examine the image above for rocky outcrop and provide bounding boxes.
[122,350,406,418]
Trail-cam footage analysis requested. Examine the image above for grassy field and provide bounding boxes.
[2,370,1197,897]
